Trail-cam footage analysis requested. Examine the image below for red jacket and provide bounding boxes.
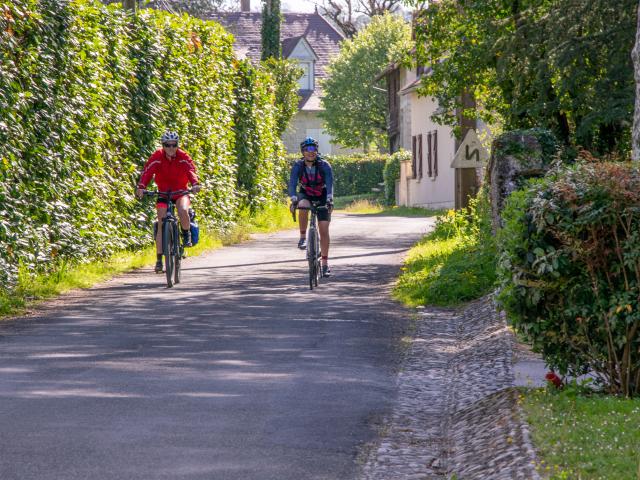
[138,149,199,193]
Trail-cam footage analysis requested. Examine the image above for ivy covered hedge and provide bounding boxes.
[0,0,292,287]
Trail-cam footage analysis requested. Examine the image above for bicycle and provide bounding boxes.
[142,189,192,288]
[293,201,327,290]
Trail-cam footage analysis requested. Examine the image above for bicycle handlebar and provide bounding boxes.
[141,189,193,199]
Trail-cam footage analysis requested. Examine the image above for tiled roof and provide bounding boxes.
[204,12,344,84]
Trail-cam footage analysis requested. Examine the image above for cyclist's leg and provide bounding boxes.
[176,195,191,231]
[319,221,330,261]
[297,195,311,248]
[175,195,192,246]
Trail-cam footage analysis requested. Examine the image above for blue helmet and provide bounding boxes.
[300,136,319,152]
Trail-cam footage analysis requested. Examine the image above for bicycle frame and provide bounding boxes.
[296,201,327,290]
[143,189,191,288]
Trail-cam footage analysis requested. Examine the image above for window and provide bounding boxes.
[298,62,311,90]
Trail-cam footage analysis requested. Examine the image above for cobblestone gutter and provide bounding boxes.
[360,297,541,480]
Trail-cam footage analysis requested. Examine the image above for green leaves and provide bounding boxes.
[320,13,412,151]
[497,162,640,396]
[0,0,290,288]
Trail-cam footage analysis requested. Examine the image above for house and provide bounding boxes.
[378,54,481,209]
[205,5,355,155]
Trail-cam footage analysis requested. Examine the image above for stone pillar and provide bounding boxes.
[486,129,558,231]
[241,0,250,12]
[632,1,640,161]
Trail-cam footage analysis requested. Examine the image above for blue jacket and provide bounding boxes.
[288,157,334,198]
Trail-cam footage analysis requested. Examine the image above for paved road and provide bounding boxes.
[0,213,434,480]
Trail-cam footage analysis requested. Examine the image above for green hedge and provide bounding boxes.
[282,153,388,197]
[497,162,640,397]
[0,0,290,287]
[383,150,408,205]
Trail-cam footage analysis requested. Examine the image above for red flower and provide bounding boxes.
[545,371,563,389]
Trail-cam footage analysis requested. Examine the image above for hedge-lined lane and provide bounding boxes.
[0,0,292,288]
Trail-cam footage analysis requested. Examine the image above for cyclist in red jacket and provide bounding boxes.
[136,131,201,273]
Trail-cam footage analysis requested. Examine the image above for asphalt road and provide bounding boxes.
[0,212,434,480]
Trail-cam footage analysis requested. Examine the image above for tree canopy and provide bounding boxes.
[408,0,636,155]
[320,12,412,151]
[318,0,405,38]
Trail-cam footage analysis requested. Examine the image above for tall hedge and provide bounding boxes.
[0,0,287,287]
[497,162,640,396]
[325,154,387,196]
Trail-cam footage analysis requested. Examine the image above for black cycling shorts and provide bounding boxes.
[298,189,331,222]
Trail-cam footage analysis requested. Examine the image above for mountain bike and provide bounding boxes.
[142,189,192,288]
[294,201,327,290]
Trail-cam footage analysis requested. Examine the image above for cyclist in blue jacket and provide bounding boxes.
[289,137,334,277]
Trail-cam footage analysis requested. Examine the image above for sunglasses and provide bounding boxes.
[303,146,317,152]
[163,143,178,148]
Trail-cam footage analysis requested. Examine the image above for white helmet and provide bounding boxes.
[161,131,179,144]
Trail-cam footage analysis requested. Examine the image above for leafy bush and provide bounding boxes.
[497,162,640,397]
[383,150,408,205]
[0,0,291,288]
[325,154,387,196]
[281,153,388,198]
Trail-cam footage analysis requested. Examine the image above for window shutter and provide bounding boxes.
[411,136,417,179]
[418,134,423,178]
[427,131,433,177]
[433,130,438,177]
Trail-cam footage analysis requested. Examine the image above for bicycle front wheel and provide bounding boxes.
[307,230,317,290]
[163,221,174,288]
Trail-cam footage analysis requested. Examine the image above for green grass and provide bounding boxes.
[392,204,497,307]
[335,196,444,217]
[521,387,640,479]
[333,193,381,210]
[0,203,296,318]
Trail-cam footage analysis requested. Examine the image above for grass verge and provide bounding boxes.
[521,387,640,479]
[0,202,296,318]
[392,200,497,307]
[336,196,444,217]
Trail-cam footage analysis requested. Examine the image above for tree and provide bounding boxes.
[318,0,404,38]
[408,0,636,155]
[261,0,282,60]
[262,58,303,136]
[320,13,412,151]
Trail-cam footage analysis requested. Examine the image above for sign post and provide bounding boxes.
[452,129,489,209]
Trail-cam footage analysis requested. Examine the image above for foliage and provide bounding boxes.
[497,162,640,396]
[320,13,412,151]
[408,0,636,156]
[326,153,387,196]
[318,0,404,38]
[233,60,285,211]
[394,194,497,307]
[262,58,303,136]
[0,0,292,289]
[383,149,408,205]
[261,0,281,60]
[521,387,640,479]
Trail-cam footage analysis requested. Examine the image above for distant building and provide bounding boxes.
[206,5,356,155]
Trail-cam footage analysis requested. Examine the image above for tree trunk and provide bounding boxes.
[632,0,640,161]
[122,0,136,10]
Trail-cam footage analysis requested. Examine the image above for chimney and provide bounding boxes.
[241,0,250,11]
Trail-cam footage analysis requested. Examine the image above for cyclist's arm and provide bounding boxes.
[322,160,334,200]
[288,161,302,199]
[138,152,161,189]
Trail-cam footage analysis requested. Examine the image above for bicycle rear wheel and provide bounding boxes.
[173,224,181,285]
[163,221,174,288]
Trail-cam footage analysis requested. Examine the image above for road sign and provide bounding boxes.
[451,129,489,168]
